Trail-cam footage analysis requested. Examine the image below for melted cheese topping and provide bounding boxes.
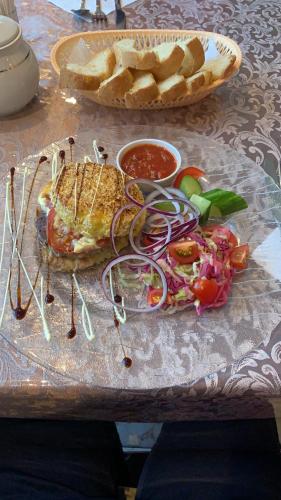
[72,236,99,254]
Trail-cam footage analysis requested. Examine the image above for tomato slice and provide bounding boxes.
[173,166,205,188]
[47,208,74,254]
[230,244,249,270]
[203,225,238,249]
[147,289,172,306]
[192,278,219,305]
[168,240,199,264]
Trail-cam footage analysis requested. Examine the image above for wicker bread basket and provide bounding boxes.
[51,29,242,110]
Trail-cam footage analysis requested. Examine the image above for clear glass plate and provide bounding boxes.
[1,126,281,390]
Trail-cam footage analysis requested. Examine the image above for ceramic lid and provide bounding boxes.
[0,15,19,48]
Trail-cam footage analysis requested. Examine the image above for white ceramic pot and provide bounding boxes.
[0,15,39,116]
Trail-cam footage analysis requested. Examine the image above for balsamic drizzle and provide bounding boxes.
[59,150,66,161]
[45,261,54,304]
[113,311,132,368]
[113,291,132,368]
[68,137,75,162]
[9,139,127,350]
[8,160,45,320]
[67,274,76,339]
[96,145,108,165]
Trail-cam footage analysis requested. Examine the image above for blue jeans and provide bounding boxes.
[0,418,280,499]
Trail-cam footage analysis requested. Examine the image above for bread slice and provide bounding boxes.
[158,74,186,103]
[113,39,157,70]
[186,72,205,93]
[60,64,100,90]
[201,54,236,80]
[125,70,158,107]
[98,67,133,99]
[199,69,213,85]
[152,42,185,81]
[178,37,205,77]
[60,48,115,90]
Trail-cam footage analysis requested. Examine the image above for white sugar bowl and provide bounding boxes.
[0,15,39,116]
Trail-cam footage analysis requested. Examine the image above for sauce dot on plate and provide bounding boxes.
[122,356,132,368]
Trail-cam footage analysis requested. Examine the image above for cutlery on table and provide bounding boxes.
[115,0,126,29]
[92,0,107,23]
[72,0,91,20]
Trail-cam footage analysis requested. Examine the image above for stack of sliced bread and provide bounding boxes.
[60,37,236,108]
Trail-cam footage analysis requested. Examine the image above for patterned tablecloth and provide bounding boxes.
[0,0,280,421]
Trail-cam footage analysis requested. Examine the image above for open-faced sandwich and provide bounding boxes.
[36,161,145,272]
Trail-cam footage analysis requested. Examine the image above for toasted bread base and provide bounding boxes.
[41,237,129,272]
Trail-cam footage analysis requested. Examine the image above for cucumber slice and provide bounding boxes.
[190,193,211,225]
[201,189,248,216]
[209,205,222,217]
[179,175,202,199]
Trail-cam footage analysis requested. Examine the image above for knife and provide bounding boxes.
[115,0,126,29]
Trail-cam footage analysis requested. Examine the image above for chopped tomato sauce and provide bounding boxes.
[121,144,177,180]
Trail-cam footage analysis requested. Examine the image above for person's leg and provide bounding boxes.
[137,419,281,500]
[0,418,126,500]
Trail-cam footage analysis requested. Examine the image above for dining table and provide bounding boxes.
[0,0,281,422]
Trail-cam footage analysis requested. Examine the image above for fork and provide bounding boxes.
[92,0,107,22]
[72,0,90,18]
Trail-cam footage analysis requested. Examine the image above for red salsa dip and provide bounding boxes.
[121,143,177,180]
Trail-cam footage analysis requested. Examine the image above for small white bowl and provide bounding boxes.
[116,138,181,192]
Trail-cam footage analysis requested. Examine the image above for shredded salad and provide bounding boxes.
[101,169,250,316]
[142,225,249,315]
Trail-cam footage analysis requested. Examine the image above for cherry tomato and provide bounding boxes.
[168,240,199,265]
[203,225,238,249]
[230,244,249,270]
[173,166,205,188]
[192,278,219,305]
[47,208,74,254]
[147,289,172,306]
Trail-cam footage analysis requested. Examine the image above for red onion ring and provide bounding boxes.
[102,254,168,312]
[126,179,185,216]
[145,212,185,229]
[110,203,135,255]
[144,187,172,205]
[129,199,172,257]
[164,187,186,199]
[129,199,199,258]
[145,188,190,219]
[106,179,200,314]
